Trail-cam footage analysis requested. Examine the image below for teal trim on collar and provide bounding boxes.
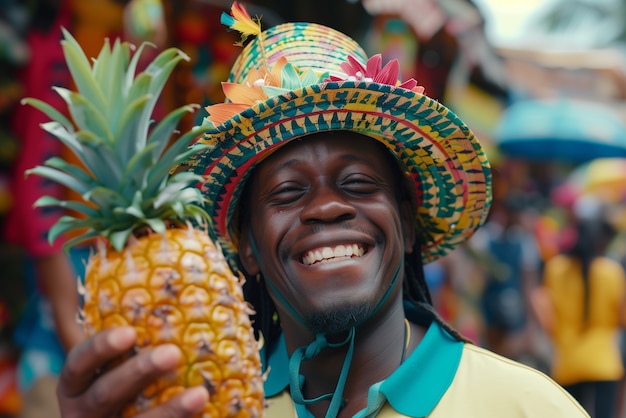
[377,319,463,416]
[263,333,290,397]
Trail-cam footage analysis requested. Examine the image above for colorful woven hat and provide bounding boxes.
[182,4,492,265]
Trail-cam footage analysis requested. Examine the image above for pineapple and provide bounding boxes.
[23,29,264,417]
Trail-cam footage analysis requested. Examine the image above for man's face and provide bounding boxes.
[239,132,415,334]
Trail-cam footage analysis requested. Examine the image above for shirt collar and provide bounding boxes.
[261,305,464,416]
[377,309,464,416]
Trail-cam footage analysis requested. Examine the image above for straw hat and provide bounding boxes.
[182,6,492,265]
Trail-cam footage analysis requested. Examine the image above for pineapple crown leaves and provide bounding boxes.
[22,28,194,187]
[23,28,213,252]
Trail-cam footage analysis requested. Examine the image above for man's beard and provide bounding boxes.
[303,302,374,335]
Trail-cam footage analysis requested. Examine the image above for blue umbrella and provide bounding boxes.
[494,99,626,162]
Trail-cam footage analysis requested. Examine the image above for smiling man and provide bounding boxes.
[54,5,590,418]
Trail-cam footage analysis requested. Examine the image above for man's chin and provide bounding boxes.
[303,303,374,335]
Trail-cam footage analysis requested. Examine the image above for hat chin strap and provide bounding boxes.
[248,231,402,417]
[289,327,356,417]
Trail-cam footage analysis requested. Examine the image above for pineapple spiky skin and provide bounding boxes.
[82,226,264,417]
[23,28,265,417]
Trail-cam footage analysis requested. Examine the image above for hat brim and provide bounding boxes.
[185,80,492,264]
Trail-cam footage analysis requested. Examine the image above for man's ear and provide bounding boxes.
[400,200,416,254]
[238,226,260,276]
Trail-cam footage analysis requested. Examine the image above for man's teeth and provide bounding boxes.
[302,244,365,265]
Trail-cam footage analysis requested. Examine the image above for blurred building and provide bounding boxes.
[497,46,626,111]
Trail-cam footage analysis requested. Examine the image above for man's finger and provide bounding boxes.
[59,327,138,397]
[86,343,182,412]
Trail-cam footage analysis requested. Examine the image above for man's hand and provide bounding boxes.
[57,326,209,418]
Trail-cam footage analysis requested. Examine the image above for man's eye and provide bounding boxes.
[342,177,378,193]
[273,183,303,194]
[270,184,305,203]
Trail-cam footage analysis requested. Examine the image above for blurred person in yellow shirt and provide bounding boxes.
[533,214,626,418]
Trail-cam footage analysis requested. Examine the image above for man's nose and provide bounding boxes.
[299,186,357,224]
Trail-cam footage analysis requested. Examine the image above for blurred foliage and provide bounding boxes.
[538,0,626,45]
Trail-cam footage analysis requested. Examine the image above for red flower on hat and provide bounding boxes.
[327,54,425,94]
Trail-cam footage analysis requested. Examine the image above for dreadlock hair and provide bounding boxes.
[403,237,472,344]
[372,138,471,344]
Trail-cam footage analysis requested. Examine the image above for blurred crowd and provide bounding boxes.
[1,0,626,417]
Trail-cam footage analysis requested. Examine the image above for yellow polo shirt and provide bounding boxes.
[262,311,588,417]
